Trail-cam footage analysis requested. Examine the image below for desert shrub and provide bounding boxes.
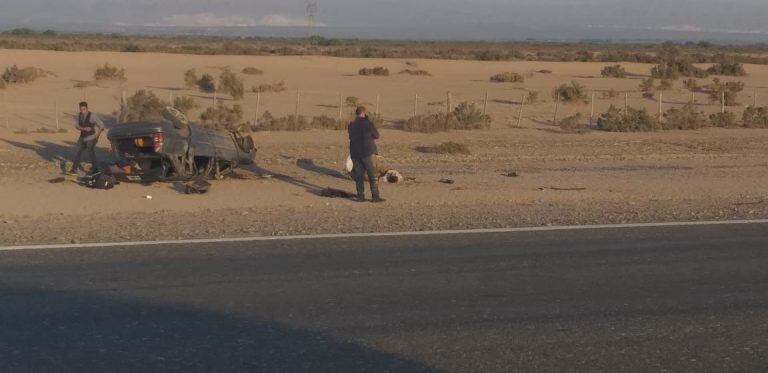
[197,73,216,93]
[253,111,308,131]
[490,72,524,83]
[538,69,553,74]
[601,64,626,78]
[184,69,198,89]
[13,128,29,135]
[2,64,44,84]
[310,115,346,130]
[602,89,620,99]
[122,44,142,52]
[251,80,286,93]
[526,91,540,104]
[683,78,699,91]
[119,90,167,123]
[73,80,95,88]
[657,79,673,91]
[651,62,708,80]
[705,78,744,106]
[642,92,655,99]
[401,113,458,133]
[218,69,244,100]
[172,96,199,115]
[428,141,471,155]
[707,56,747,76]
[404,60,418,67]
[359,67,389,76]
[742,106,768,128]
[709,112,738,128]
[453,102,491,129]
[399,69,432,76]
[639,78,655,92]
[597,105,660,132]
[662,103,709,130]
[553,81,587,103]
[559,113,589,134]
[345,96,360,108]
[93,63,126,82]
[241,67,264,75]
[200,103,244,130]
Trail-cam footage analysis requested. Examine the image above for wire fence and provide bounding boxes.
[0,83,765,133]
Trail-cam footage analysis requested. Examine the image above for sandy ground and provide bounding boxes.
[1,50,767,245]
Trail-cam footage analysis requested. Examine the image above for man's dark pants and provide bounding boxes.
[72,137,97,172]
[352,156,380,199]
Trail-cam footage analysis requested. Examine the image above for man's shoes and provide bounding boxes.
[371,197,386,203]
[352,196,366,203]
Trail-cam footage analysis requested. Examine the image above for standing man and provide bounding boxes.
[68,101,104,175]
[348,106,385,203]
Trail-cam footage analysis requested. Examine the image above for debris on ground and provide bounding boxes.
[503,171,519,178]
[184,179,211,194]
[439,179,455,184]
[320,187,356,198]
[345,155,406,183]
[144,195,153,200]
[538,187,586,191]
[48,177,66,184]
[381,170,404,183]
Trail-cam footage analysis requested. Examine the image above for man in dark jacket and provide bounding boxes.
[68,101,104,175]
[348,106,385,203]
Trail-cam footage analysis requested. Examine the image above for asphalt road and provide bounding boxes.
[1,223,767,372]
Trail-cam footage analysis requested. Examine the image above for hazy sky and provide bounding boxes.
[1,0,767,36]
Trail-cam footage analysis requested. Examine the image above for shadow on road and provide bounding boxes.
[0,284,437,372]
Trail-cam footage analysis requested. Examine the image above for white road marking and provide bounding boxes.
[1,219,767,252]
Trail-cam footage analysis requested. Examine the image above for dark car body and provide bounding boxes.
[107,120,255,182]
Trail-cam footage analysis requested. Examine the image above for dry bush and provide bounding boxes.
[526,91,540,104]
[253,111,308,131]
[642,92,655,99]
[597,105,660,132]
[453,102,491,129]
[13,128,29,135]
[656,79,673,91]
[553,81,588,103]
[490,72,524,83]
[602,89,620,99]
[345,96,360,108]
[251,80,286,93]
[184,69,198,89]
[684,78,699,91]
[537,69,553,74]
[118,90,167,123]
[32,127,67,134]
[2,64,46,84]
[401,102,490,132]
[427,141,471,155]
[662,103,708,130]
[601,64,626,78]
[172,96,199,115]
[404,60,419,67]
[218,69,245,100]
[742,106,768,128]
[310,115,346,130]
[200,103,244,130]
[93,63,126,82]
[359,67,390,76]
[559,113,590,133]
[197,73,216,93]
[707,56,747,76]
[241,67,264,75]
[705,78,744,106]
[639,78,655,92]
[73,80,95,88]
[399,69,432,76]
[709,112,738,128]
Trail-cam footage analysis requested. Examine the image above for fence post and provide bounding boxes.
[446,91,452,113]
[339,93,344,122]
[624,92,628,112]
[553,95,560,124]
[590,91,595,126]
[659,92,663,117]
[483,91,489,114]
[169,91,173,105]
[295,90,300,118]
[255,92,261,119]
[691,91,695,104]
[213,91,217,108]
[55,99,60,130]
[755,88,758,107]
[414,93,419,117]
[517,93,525,127]
[721,91,725,113]
[375,94,380,115]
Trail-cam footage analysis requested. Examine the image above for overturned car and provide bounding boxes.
[106,108,256,182]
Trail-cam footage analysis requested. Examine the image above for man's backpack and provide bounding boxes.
[87,173,117,190]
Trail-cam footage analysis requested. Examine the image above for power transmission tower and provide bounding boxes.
[306,2,318,30]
